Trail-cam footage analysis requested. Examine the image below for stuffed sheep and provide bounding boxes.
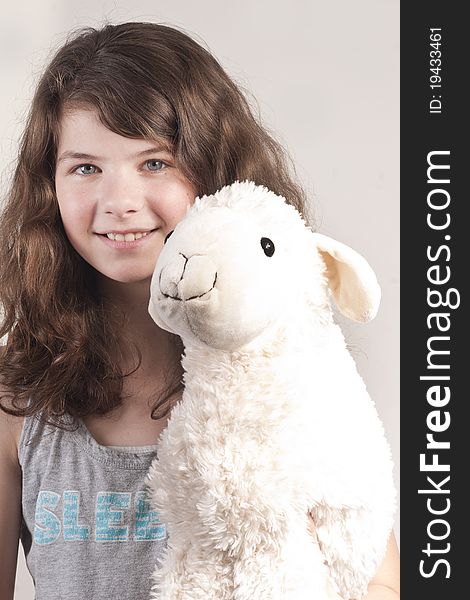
[147,180,396,600]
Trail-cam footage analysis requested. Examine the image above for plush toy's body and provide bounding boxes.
[147,181,396,600]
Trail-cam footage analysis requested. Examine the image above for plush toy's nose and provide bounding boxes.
[159,254,217,300]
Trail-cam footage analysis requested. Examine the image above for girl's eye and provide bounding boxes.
[74,164,98,175]
[145,159,167,172]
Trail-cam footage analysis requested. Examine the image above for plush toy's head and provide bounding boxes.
[149,181,380,351]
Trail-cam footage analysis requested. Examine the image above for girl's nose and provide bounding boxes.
[100,173,144,216]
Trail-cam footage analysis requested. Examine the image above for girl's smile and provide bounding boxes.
[96,227,159,249]
[54,108,196,284]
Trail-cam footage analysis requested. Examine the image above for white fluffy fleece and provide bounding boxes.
[146,181,396,600]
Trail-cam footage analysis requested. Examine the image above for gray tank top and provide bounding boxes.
[18,414,166,600]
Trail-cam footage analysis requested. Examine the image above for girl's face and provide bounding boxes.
[55,108,196,287]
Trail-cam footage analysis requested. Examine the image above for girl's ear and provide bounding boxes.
[313,233,381,323]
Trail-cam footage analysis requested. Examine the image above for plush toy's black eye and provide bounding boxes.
[164,230,174,244]
[260,237,275,257]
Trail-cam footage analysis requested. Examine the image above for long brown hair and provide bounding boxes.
[0,22,310,427]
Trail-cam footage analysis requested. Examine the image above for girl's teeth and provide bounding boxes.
[105,232,150,242]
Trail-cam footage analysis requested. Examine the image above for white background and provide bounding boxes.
[0,1,399,597]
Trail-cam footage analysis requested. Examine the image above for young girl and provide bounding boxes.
[0,22,399,600]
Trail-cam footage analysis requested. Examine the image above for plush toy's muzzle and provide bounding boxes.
[159,253,218,302]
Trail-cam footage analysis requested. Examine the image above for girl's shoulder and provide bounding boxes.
[0,378,24,463]
[0,349,24,463]
[0,396,24,466]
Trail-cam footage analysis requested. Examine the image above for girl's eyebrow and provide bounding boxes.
[56,146,172,164]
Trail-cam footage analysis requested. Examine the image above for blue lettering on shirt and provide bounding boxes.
[63,491,90,541]
[34,491,61,545]
[95,492,131,542]
[32,490,166,544]
[134,491,166,541]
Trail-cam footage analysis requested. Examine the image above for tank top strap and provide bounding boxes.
[18,410,62,467]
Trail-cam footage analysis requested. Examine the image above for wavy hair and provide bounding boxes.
[0,22,310,426]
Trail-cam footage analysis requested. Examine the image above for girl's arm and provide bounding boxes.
[362,533,400,599]
[307,515,400,599]
[0,405,22,600]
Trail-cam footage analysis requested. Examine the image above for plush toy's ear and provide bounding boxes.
[313,233,381,322]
